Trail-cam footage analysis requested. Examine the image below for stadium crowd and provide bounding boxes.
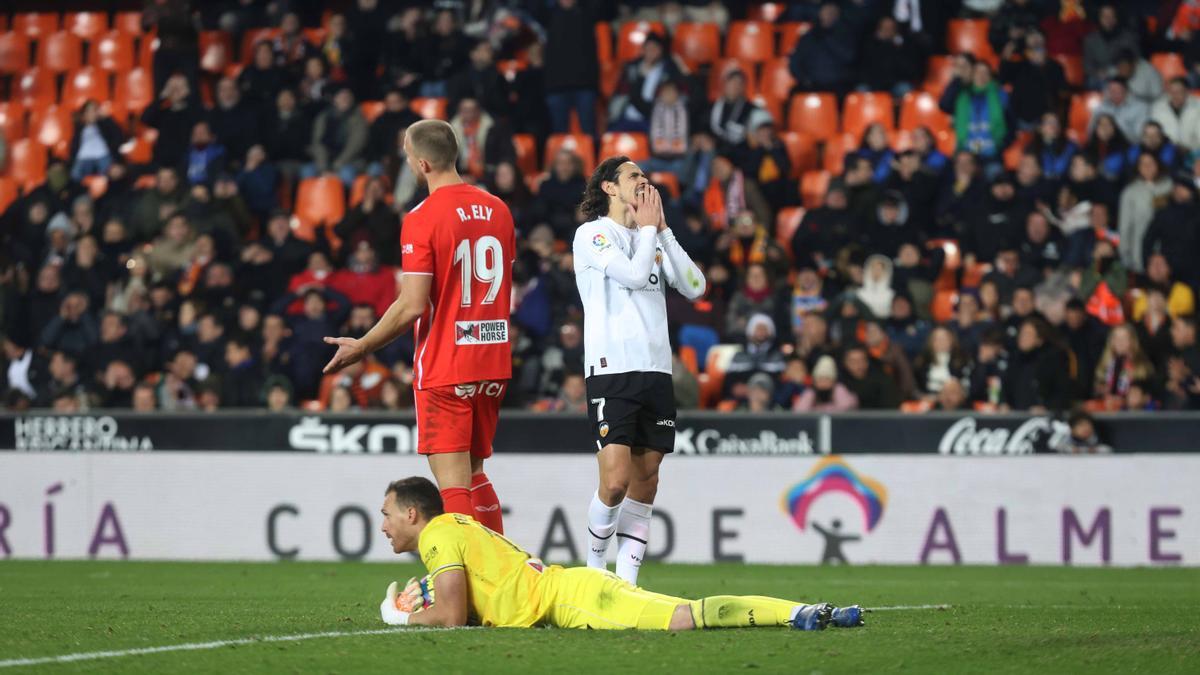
[1,0,1200,418]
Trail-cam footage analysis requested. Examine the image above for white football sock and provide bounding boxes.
[586,492,621,569]
[615,497,653,584]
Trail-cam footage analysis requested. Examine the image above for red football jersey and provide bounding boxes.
[401,183,515,389]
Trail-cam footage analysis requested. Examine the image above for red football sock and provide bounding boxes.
[470,472,504,533]
[439,487,472,517]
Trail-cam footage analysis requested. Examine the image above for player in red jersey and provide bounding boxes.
[322,119,514,533]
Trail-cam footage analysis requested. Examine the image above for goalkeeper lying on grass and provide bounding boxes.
[378,477,865,631]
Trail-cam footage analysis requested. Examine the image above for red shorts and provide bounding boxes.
[414,380,507,457]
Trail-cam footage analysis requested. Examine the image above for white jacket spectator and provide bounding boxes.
[1150,79,1200,150]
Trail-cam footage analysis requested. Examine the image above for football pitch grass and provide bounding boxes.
[1,562,1197,673]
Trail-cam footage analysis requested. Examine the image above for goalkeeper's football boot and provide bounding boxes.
[831,605,865,628]
[789,603,833,631]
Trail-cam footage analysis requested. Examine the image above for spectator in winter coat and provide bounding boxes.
[1113,51,1163,107]
[542,0,607,136]
[1142,177,1200,288]
[839,344,900,410]
[609,33,686,133]
[208,77,257,168]
[1151,77,1200,150]
[141,74,204,171]
[1090,77,1149,143]
[304,87,368,187]
[69,101,124,181]
[794,355,858,411]
[725,264,779,339]
[709,69,767,152]
[999,32,1067,130]
[1118,152,1173,274]
[447,40,510,121]
[940,59,1009,160]
[366,90,421,172]
[1082,3,1140,88]
[185,121,225,186]
[642,80,690,177]
[335,178,400,266]
[723,313,787,400]
[238,41,290,114]
[328,242,398,320]
[449,98,515,181]
[789,2,857,95]
[858,15,922,96]
[1004,317,1071,412]
[269,285,351,399]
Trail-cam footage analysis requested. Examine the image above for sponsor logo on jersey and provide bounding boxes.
[402,243,414,255]
[455,381,506,399]
[455,319,508,345]
[656,419,675,427]
[592,233,611,251]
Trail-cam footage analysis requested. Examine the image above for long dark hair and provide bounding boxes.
[579,155,630,220]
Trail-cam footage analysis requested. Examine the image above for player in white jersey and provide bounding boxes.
[572,156,706,585]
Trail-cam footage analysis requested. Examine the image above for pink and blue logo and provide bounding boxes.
[782,457,888,532]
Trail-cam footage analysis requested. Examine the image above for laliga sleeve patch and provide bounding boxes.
[592,233,612,252]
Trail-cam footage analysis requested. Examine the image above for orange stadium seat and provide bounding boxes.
[199,31,233,74]
[673,22,720,69]
[62,66,110,109]
[545,133,596,175]
[37,31,84,73]
[707,58,758,101]
[240,28,280,64]
[0,32,30,73]
[1151,52,1187,81]
[779,130,818,177]
[0,177,18,214]
[1003,130,1031,170]
[13,13,59,40]
[30,105,73,158]
[64,12,109,41]
[616,20,665,63]
[81,174,108,199]
[600,131,650,162]
[800,169,830,208]
[928,238,961,292]
[899,91,951,133]
[922,55,955,96]
[775,206,806,248]
[600,61,621,98]
[787,92,838,140]
[114,12,143,35]
[726,20,775,63]
[759,58,796,123]
[512,133,538,176]
[303,28,327,45]
[15,68,57,110]
[139,34,159,70]
[115,67,154,116]
[594,22,613,66]
[91,31,136,72]
[748,3,788,22]
[292,176,346,241]
[359,100,384,122]
[1068,91,1102,141]
[777,22,811,57]
[412,97,448,120]
[0,102,25,142]
[8,139,48,191]
[678,346,699,376]
[842,91,894,137]
[947,19,997,66]
[119,126,158,164]
[1054,54,1083,88]
[649,171,680,198]
[823,131,858,174]
[931,289,958,323]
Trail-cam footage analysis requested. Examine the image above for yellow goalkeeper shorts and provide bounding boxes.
[541,567,685,630]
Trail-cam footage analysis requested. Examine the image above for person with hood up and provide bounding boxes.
[723,313,787,401]
[793,355,858,412]
[856,254,895,320]
[864,190,918,258]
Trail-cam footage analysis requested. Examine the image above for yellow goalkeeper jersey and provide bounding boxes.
[418,513,551,627]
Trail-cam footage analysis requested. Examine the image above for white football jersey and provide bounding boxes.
[572,216,706,378]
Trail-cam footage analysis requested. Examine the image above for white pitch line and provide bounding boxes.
[871,604,953,611]
[0,627,472,669]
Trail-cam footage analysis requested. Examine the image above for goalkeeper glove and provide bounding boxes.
[380,581,410,626]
